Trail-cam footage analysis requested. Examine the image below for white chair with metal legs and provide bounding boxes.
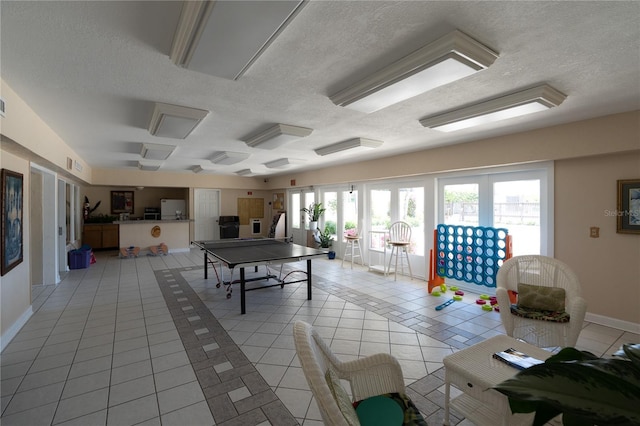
[386,221,413,281]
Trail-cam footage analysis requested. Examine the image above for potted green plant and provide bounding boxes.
[494,343,640,426]
[301,202,326,231]
[318,227,335,258]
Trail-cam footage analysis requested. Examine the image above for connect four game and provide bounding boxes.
[435,224,510,288]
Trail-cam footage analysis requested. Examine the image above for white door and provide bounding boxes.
[194,189,221,241]
[288,189,315,245]
[57,179,67,273]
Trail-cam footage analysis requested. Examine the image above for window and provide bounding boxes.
[438,165,551,256]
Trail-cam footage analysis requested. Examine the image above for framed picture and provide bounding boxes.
[1,169,24,276]
[111,191,134,214]
[617,179,640,234]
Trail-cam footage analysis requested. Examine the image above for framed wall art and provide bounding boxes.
[2,169,24,276]
[616,179,640,234]
[111,190,134,214]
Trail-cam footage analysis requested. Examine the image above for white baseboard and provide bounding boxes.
[585,312,640,334]
[1,306,34,352]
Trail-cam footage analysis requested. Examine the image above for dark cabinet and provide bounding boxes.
[83,224,119,249]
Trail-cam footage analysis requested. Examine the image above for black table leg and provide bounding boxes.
[204,252,208,279]
[241,267,246,315]
[307,259,312,300]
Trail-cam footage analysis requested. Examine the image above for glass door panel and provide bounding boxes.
[443,183,479,226]
[370,189,391,231]
[399,187,424,256]
[493,179,541,255]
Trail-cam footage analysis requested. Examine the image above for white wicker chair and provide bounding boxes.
[496,255,587,348]
[293,321,409,426]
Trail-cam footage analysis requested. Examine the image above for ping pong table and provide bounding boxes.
[192,238,327,314]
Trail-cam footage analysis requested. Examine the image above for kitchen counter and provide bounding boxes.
[116,220,191,253]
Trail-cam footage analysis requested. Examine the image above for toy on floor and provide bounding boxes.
[476,299,486,305]
[453,295,463,301]
[120,246,140,258]
[435,299,455,311]
[149,243,168,256]
[455,290,464,296]
[482,305,493,311]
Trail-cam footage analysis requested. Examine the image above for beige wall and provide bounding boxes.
[0,151,31,341]
[555,152,640,325]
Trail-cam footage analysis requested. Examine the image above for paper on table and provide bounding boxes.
[493,348,544,370]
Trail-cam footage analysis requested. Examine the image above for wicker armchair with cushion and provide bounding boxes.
[293,321,427,425]
[496,255,587,348]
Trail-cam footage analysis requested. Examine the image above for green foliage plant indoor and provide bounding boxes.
[494,344,640,426]
[301,202,326,222]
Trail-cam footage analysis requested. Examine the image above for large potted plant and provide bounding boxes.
[301,202,326,231]
[494,343,640,426]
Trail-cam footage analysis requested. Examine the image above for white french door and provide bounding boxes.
[288,189,315,245]
[368,182,426,278]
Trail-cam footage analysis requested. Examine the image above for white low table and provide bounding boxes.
[443,335,553,426]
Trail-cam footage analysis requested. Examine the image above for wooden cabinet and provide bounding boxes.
[83,224,119,249]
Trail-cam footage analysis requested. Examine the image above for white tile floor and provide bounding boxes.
[1,249,637,425]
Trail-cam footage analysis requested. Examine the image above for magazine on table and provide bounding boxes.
[493,348,544,370]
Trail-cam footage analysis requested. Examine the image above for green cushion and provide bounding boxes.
[355,395,403,426]
[325,366,359,426]
[354,393,428,426]
[510,304,571,323]
[517,283,566,312]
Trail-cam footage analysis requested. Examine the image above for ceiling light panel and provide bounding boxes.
[264,158,305,169]
[137,160,161,171]
[419,84,567,132]
[148,102,209,139]
[210,151,250,165]
[192,165,215,173]
[140,143,176,160]
[235,168,254,176]
[243,123,313,149]
[315,138,384,156]
[170,0,307,80]
[330,30,498,113]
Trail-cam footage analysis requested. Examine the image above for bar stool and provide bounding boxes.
[341,235,364,268]
[387,221,413,281]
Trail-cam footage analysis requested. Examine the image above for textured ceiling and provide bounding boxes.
[1,1,639,176]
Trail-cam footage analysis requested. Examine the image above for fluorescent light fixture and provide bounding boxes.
[243,123,313,149]
[330,30,498,114]
[192,165,214,173]
[264,158,306,169]
[235,168,254,176]
[148,102,209,139]
[137,160,161,171]
[419,84,567,132]
[170,0,307,80]
[314,138,384,156]
[210,151,250,165]
[140,143,176,160]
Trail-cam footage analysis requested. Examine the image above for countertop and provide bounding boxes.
[113,219,193,224]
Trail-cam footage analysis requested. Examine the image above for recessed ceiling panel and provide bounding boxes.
[187,0,306,80]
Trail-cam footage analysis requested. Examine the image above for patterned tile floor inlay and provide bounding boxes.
[155,268,297,426]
